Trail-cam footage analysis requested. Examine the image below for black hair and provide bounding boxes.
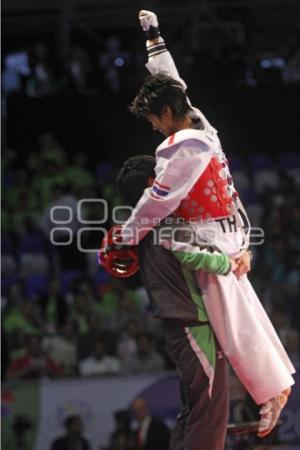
[129,73,191,119]
[65,415,81,429]
[114,410,130,431]
[117,155,156,207]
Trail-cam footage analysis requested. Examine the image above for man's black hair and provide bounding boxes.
[129,73,192,119]
[65,414,81,430]
[117,155,156,207]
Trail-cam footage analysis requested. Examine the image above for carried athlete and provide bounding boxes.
[121,10,295,437]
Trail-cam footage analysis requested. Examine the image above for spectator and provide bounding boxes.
[117,319,140,371]
[99,36,131,93]
[126,333,165,374]
[6,334,62,379]
[38,277,69,332]
[108,409,132,450]
[40,182,78,237]
[33,158,65,212]
[94,283,123,330]
[77,311,104,359]
[79,336,122,377]
[2,283,24,314]
[38,133,67,169]
[70,293,96,335]
[40,182,86,270]
[3,295,43,337]
[5,169,39,237]
[12,191,39,238]
[50,414,91,450]
[8,328,28,361]
[61,46,93,94]
[26,42,57,97]
[76,280,97,305]
[11,415,33,450]
[113,291,141,332]
[43,319,78,376]
[66,153,95,193]
[131,397,170,450]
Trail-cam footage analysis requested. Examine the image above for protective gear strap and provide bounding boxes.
[145,25,160,40]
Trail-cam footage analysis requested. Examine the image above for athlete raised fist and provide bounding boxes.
[139,10,160,40]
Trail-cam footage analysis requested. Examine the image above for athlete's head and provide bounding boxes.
[117,155,156,207]
[129,73,192,137]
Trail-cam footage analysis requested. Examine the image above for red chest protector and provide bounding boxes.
[175,156,236,221]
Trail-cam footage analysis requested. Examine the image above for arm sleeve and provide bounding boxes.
[145,38,187,89]
[159,237,231,275]
[173,248,231,275]
[121,140,212,244]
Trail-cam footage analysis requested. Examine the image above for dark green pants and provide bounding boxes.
[165,321,229,450]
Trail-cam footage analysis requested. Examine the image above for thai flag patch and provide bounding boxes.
[151,181,170,199]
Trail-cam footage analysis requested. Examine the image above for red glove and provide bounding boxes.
[98,225,139,278]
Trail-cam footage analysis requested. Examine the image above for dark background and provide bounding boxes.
[3,0,300,164]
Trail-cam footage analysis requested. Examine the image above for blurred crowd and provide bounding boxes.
[48,398,171,450]
[2,27,300,104]
[2,37,146,100]
[8,398,172,450]
[1,133,300,382]
[1,135,169,380]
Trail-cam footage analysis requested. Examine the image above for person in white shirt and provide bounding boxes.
[79,336,121,377]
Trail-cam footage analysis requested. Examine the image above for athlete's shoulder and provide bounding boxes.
[156,129,218,156]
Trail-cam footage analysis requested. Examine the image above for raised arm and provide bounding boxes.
[139,10,216,134]
[139,10,187,88]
